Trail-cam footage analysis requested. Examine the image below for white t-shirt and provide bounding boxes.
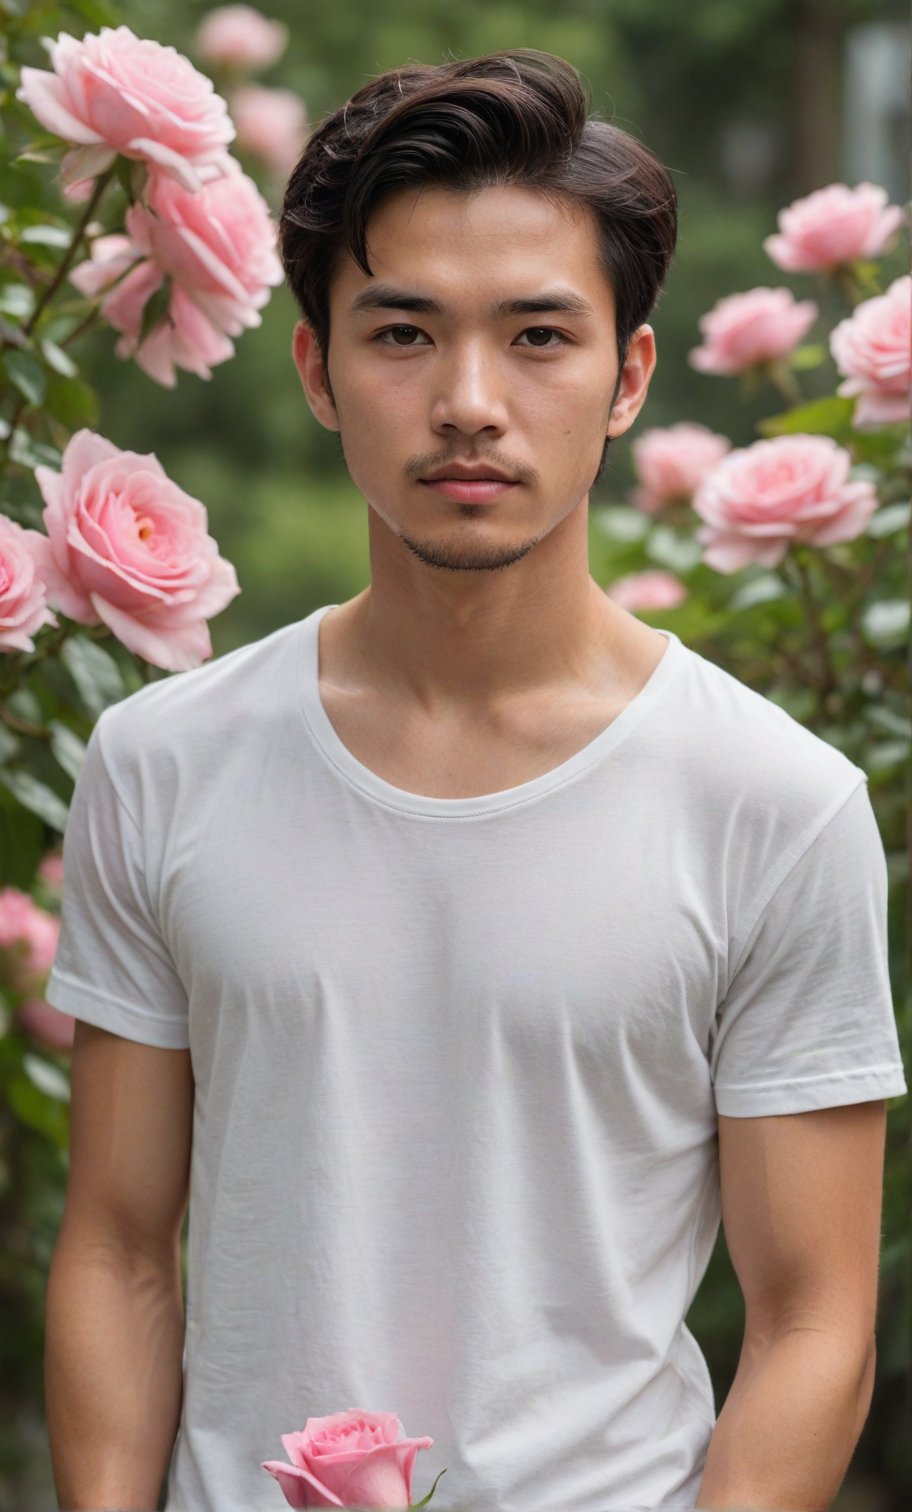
[46,603,907,1512]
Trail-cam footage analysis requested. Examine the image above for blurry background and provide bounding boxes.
[5,0,910,1507]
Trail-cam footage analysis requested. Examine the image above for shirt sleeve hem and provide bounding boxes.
[714,1064,908,1116]
[44,967,190,1050]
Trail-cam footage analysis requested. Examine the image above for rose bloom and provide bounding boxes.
[70,161,283,386]
[606,570,688,612]
[24,428,240,671]
[229,85,309,175]
[17,25,235,195]
[830,275,911,428]
[691,434,879,573]
[262,1409,434,1510]
[0,887,60,993]
[0,513,59,653]
[16,998,76,1054]
[630,422,731,512]
[38,851,65,893]
[764,182,905,272]
[195,5,289,71]
[689,287,818,376]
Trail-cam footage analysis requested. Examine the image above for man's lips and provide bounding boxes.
[420,478,518,502]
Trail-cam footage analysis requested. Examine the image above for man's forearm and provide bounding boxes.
[695,1327,876,1512]
[45,1230,185,1511]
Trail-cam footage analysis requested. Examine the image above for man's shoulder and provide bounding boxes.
[672,639,866,835]
[93,616,305,773]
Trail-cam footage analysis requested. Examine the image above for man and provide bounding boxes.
[44,48,906,1512]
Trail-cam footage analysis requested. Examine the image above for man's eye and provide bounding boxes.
[375,325,427,346]
[517,328,568,349]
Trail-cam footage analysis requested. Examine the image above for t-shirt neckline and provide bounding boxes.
[298,603,683,818]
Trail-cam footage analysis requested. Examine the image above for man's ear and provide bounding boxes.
[291,320,339,432]
[607,324,657,439]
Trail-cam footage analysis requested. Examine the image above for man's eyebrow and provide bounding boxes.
[348,284,594,318]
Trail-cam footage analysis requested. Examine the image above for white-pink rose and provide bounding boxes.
[691,434,880,573]
[196,6,289,71]
[0,514,59,653]
[38,851,66,893]
[262,1409,434,1510]
[26,429,240,671]
[606,571,688,612]
[229,85,309,175]
[630,422,732,512]
[0,887,60,993]
[829,275,911,428]
[70,161,283,386]
[16,25,235,195]
[689,288,818,376]
[764,182,905,273]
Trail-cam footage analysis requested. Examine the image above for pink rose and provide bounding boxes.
[16,25,235,195]
[630,422,732,512]
[764,182,905,273]
[70,162,283,387]
[262,1408,435,1510]
[16,998,76,1054]
[829,275,911,428]
[689,288,818,376]
[196,5,289,71]
[606,570,688,612]
[0,887,60,993]
[691,434,880,573]
[229,85,309,175]
[38,851,66,893]
[25,429,240,671]
[0,514,59,653]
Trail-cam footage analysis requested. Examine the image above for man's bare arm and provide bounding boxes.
[46,1021,194,1512]
[695,1100,887,1512]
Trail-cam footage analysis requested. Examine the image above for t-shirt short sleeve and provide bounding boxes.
[44,712,190,1049]
[711,776,908,1116]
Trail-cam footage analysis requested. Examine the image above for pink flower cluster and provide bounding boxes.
[18,23,284,386]
[70,160,283,387]
[0,884,74,1053]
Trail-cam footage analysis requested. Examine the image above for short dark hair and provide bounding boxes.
[280,48,677,373]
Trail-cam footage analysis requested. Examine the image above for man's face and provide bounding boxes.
[293,183,656,574]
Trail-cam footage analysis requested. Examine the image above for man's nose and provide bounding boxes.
[429,343,509,435]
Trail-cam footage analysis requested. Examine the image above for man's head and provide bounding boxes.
[279,50,677,575]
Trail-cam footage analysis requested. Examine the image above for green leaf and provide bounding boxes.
[49,720,87,781]
[20,223,72,248]
[2,349,46,407]
[40,338,78,378]
[594,506,650,542]
[4,687,41,722]
[862,599,909,645]
[408,1468,448,1509]
[645,525,702,573]
[788,344,827,372]
[0,723,19,761]
[729,573,786,610]
[45,373,99,429]
[758,396,855,440]
[0,792,44,888]
[24,1051,71,1102]
[61,634,125,716]
[6,1070,70,1148]
[138,276,173,347]
[0,281,34,320]
[9,428,62,470]
[0,767,69,831]
[867,502,911,538]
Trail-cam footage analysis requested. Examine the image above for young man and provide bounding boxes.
[44,48,906,1512]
